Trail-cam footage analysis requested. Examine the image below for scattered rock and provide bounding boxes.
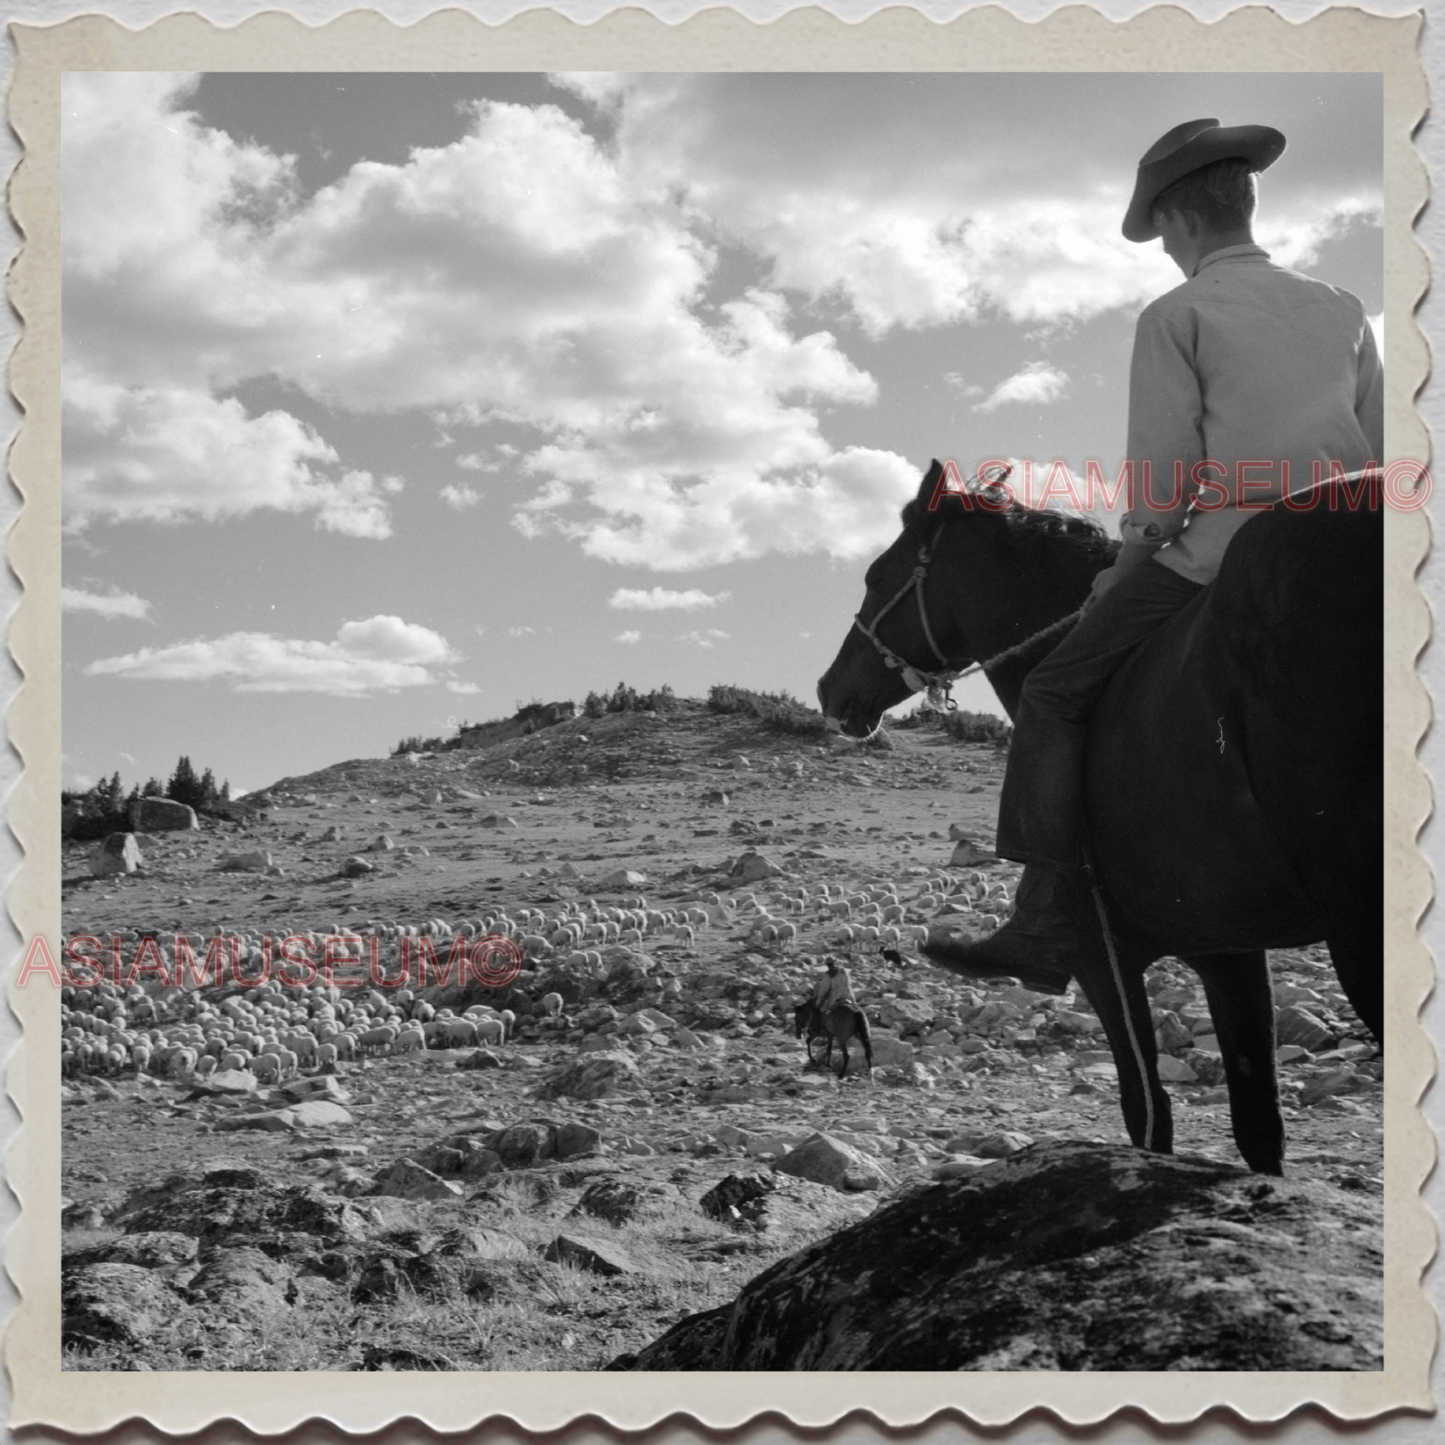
[216,851,272,872]
[1276,1006,1337,1053]
[700,1173,776,1226]
[188,1069,258,1096]
[186,1246,295,1317]
[543,1233,648,1277]
[948,835,995,865]
[595,868,647,889]
[63,1263,192,1350]
[536,1052,642,1101]
[371,1161,465,1202]
[774,1132,893,1193]
[727,850,783,884]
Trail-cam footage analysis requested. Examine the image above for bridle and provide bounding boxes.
[851,520,966,709]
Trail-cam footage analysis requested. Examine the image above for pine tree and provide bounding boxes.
[97,771,124,819]
[167,756,203,810]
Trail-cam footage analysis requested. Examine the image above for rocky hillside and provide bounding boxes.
[59,698,1382,1370]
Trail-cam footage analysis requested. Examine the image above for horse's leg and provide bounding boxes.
[1075,927,1173,1156]
[1190,950,1284,1175]
[1325,892,1383,1047]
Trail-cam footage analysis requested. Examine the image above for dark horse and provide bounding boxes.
[794,999,875,1078]
[818,462,1382,1173]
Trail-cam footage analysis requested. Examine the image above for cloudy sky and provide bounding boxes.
[61,70,1383,796]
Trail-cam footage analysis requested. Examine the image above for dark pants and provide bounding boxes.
[997,558,1206,868]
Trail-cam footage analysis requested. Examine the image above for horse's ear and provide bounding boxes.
[917,460,944,508]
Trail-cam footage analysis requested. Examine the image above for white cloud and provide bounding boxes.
[61,76,886,568]
[456,454,501,473]
[615,630,642,644]
[63,73,1380,571]
[84,614,461,696]
[944,374,985,399]
[973,362,1071,414]
[678,628,729,648]
[1257,199,1382,274]
[447,680,482,694]
[440,483,483,510]
[609,586,729,611]
[62,370,394,536]
[61,584,152,620]
[508,626,536,638]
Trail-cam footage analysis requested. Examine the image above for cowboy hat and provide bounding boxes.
[1122,118,1287,243]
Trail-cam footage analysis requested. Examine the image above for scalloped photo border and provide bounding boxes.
[4,3,1433,1433]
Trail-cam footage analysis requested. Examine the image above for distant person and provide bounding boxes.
[928,118,1383,995]
[812,956,856,1015]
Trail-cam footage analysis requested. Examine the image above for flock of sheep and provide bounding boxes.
[59,868,1013,1082]
[60,975,533,1083]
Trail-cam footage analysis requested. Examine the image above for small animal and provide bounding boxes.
[879,946,905,966]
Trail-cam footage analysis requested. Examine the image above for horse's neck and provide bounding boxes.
[965,530,1116,720]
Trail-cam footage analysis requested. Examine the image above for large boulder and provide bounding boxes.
[90,832,143,878]
[129,797,199,832]
[609,1142,1383,1371]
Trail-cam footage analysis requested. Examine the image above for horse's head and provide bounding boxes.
[816,459,1115,738]
[816,461,1006,738]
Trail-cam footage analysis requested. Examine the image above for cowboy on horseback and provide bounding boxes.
[925,118,1384,996]
[812,956,856,1015]
[797,957,873,1076]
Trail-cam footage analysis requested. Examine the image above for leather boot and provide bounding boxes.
[922,711,1090,994]
[922,863,1086,995]
[995,710,1088,870]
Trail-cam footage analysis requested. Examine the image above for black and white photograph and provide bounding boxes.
[6,3,1433,1427]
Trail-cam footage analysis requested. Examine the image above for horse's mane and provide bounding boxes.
[900,490,1118,558]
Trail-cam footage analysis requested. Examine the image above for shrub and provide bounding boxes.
[941,709,1013,745]
[391,728,468,756]
[582,682,678,718]
[706,684,827,738]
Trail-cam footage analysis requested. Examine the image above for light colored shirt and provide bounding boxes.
[1119,244,1384,584]
[813,966,856,1013]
